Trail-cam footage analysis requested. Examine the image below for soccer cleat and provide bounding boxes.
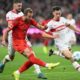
[38,73,47,79]
[12,71,20,80]
[49,49,54,56]
[0,62,5,73]
[47,62,60,70]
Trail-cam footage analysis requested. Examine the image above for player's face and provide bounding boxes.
[26,12,33,20]
[14,3,22,12]
[67,14,73,19]
[53,10,61,19]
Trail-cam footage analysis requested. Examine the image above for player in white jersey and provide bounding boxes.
[46,6,80,71]
[66,13,76,46]
[0,0,47,79]
[49,13,77,57]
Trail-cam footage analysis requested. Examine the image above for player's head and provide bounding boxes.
[24,8,33,20]
[66,13,73,20]
[52,6,61,19]
[13,0,22,12]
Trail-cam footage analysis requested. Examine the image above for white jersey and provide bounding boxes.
[6,10,24,55]
[6,10,24,35]
[46,17,69,42]
[66,18,76,45]
[46,17,72,51]
[6,10,24,21]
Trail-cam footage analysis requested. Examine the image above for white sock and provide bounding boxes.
[45,63,49,67]
[72,61,80,71]
[3,55,11,64]
[15,70,20,74]
[54,51,64,57]
[33,64,41,74]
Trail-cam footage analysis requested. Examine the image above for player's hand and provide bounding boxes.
[53,34,59,38]
[1,40,7,47]
[65,23,70,27]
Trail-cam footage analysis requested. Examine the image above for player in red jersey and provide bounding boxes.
[2,8,60,80]
[42,19,51,53]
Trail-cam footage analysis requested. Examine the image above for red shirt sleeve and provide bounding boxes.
[30,19,38,27]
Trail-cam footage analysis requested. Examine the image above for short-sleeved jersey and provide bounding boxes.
[46,17,67,33]
[10,17,38,43]
[6,10,24,21]
[45,17,69,42]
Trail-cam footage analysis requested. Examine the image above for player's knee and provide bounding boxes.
[65,55,72,60]
[29,54,36,63]
[24,48,34,57]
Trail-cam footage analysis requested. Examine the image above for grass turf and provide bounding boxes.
[0,45,80,80]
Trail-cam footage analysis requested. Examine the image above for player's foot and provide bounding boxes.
[49,49,54,56]
[12,71,20,80]
[47,62,60,70]
[38,73,47,79]
[0,62,5,73]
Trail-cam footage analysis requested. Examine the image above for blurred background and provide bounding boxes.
[0,0,80,45]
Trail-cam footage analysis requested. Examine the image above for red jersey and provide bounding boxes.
[8,17,38,53]
[10,17,37,40]
[42,19,51,26]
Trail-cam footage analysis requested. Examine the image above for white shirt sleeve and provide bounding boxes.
[6,12,14,21]
[45,21,53,32]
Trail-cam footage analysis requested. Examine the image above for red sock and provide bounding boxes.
[28,54,46,67]
[19,60,33,73]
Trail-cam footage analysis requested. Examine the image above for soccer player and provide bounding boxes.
[42,19,51,53]
[0,0,47,79]
[66,13,76,45]
[2,8,60,80]
[46,6,80,71]
[49,13,77,57]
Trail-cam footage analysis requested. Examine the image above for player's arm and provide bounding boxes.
[2,20,16,46]
[66,23,80,33]
[42,31,59,39]
[31,19,47,30]
[2,27,11,46]
[36,23,47,30]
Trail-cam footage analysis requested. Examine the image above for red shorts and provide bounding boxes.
[13,40,32,53]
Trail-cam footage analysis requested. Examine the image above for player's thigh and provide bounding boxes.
[56,42,72,59]
[61,48,72,59]
[23,46,35,57]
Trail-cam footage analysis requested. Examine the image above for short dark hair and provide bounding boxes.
[24,8,33,15]
[13,0,22,3]
[52,6,61,12]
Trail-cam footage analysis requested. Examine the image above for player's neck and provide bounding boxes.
[53,17,60,21]
[12,9,20,14]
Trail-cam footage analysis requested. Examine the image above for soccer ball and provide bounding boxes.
[73,51,80,61]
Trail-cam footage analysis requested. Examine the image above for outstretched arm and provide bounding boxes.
[66,23,80,33]
[42,31,59,39]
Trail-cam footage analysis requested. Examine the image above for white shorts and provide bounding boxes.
[67,30,76,45]
[55,40,70,52]
[8,31,15,56]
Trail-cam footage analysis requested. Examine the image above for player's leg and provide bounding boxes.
[49,49,64,57]
[43,39,49,53]
[0,34,15,73]
[27,40,47,79]
[33,64,47,79]
[61,48,80,71]
[13,46,60,80]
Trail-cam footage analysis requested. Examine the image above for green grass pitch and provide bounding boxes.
[0,45,80,80]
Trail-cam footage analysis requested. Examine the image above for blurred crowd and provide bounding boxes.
[0,0,80,44]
